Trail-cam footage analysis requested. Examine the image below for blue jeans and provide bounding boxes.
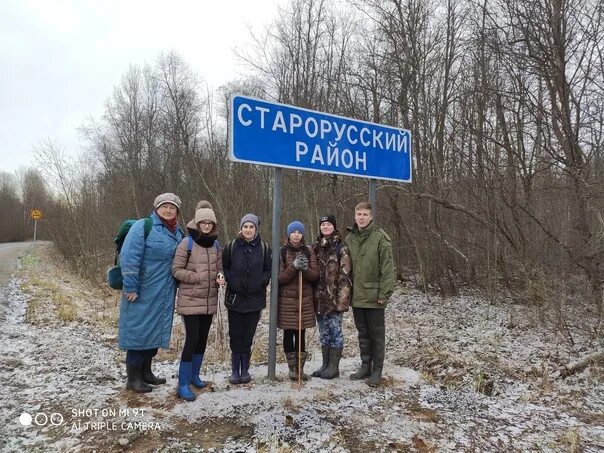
[316,312,344,349]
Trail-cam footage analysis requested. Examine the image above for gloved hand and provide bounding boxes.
[293,254,309,271]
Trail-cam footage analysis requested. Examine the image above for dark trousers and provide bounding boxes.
[228,310,262,355]
[283,329,306,353]
[126,348,158,366]
[352,307,385,368]
[181,314,214,361]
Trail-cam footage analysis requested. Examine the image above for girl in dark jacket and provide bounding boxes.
[222,214,271,384]
[278,221,319,380]
[311,215,351,379]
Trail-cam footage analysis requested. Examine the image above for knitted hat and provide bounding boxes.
[240,213,259,230]
[196,200,213,210]
[287,220,305,237]
[154,193,181,211]
[319,214,337,230]
[194,208,217,225]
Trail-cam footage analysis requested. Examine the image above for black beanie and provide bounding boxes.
[319,214,337,230]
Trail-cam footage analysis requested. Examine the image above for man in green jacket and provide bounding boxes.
[344,202,395,387]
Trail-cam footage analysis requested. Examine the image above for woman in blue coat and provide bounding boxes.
[118,193,184,393]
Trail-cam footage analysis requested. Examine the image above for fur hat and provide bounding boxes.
[240,213,259,230]
[287,220,305,237]
[154,193,181,211]
[319,214,337,230]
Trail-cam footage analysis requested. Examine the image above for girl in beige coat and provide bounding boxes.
[172,201,224,401]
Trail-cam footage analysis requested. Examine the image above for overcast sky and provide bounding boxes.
[0,0,284,174]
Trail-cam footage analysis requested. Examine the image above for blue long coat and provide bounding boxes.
[118,212,183,350]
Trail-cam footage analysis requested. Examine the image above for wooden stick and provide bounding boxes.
[298,270,303,386]
[559,351,604,378]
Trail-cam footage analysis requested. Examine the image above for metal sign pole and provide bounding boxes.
[33,219,38,245]
[369,178,377,220]
[268,167,282,380]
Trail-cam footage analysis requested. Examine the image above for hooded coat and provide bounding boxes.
[172,219,223,316]
[277,240,319,330]
[118,211,184,350]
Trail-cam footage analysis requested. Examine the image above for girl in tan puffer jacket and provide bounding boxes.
[172,201,224,401]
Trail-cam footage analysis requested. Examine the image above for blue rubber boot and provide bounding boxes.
[177,361,196,401]
[229,352,241,385]
[191,354,207,389]
[240,353,252,384]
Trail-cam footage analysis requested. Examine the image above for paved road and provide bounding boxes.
[0,242,31,287]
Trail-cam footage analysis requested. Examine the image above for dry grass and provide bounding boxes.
[256,432,297,453]
[56,293,77,322]
[281,396,298,411]
[473,371,494,396]
[18,246,84,325]
[25,296,40,324]
[562,428,582,453]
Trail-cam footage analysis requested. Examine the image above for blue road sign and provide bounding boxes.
[230,95,412,182]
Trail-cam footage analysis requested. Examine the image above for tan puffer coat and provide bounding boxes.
[172,220,223,315]
[277,240,319,330]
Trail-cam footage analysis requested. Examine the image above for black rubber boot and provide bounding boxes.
[312,346,330,377]
[141,358,166,385]
[126,364,152,393]
[350,308,372,380]
[240,353,252,384]
[366,309,385,387]
[229,352,241,385]
[320,348,342,379]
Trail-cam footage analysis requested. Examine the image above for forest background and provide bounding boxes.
[2,0,603,334]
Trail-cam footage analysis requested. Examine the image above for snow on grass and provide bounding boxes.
[0,244,602,452]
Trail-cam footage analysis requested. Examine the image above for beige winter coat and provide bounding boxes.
[172,220,223,315]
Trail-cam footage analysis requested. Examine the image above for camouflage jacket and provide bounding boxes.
[312,231,352,315]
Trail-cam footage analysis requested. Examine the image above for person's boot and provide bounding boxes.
[366,310,385,387]
[126,363,153,393]
[298,351,310,381]
[312,346,330,377]
[191,354,207,389]
[240,353,252,384]
[285,352,298,381]
[350,309,372,380]
[176,361,196,401]
[141,358,166,385]
[229,352,241,385]
[320,348,342,379]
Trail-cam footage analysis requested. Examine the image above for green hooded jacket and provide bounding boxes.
[344,221,395,309]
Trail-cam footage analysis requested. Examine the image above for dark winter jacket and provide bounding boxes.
[172,219,222,316]
[344,221,395,308]
[312,231,352,315]
[222,233,272,313]
[277,240,319,330]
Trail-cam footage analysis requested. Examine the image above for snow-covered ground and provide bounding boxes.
[0,244,602,452]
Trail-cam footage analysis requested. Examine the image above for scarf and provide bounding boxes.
[160,216,179,233]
